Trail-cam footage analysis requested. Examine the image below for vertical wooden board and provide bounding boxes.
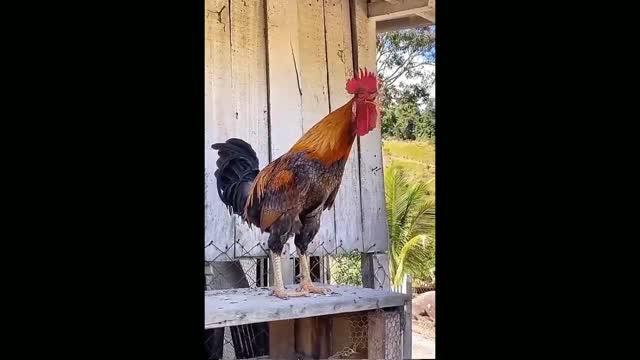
[266,0,303,159]
[352,0,389,253]
[295,317,315,358]
[367,310,402,360]
[231,0,271,258]
[403,275,413,360]
[324,0,363,254]
[265,0,304,257]
[295,316,331,359]
[205,0,235,261]
[330,315,353,356]
[297,0,334,256]
[269,320,295,359]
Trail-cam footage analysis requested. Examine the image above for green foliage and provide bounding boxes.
[330,143,436,288]
[377,27,435,140]
[385,168,436,287]
[377,27,435,91]
[329,251,362,286]
[377,27,435,109]
[382,97,435,140]
[334,27,437,287]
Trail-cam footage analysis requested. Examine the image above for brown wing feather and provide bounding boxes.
[244,155,303,232]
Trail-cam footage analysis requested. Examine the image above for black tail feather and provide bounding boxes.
[210,138,259,216]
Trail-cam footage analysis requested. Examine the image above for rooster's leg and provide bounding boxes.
[294,212,332,294]
[268,251,308,299]
[296,250,332,294]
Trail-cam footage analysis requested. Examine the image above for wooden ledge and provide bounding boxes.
[205,284,409,329]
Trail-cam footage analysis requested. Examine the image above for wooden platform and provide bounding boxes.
[205,284,409,329]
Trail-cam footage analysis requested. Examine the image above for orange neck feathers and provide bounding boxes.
[290,99,356,166]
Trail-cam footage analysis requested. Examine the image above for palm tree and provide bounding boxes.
[385,167,435,287]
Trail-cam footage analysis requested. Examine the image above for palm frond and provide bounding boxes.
[385,167,436,287]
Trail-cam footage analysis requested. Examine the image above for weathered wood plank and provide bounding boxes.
[231,0,271,258]
[295,316,331,359]
[265,0,304,258]
[297,0,335,257]
[377,14,433,34]
[269,319,295,359]
[204,285,408,329]
[205,0,235,261]
[330,314,354,357]
[266,0,303,159]
[351,0,389,253]
[324,0,363,254]
[367,0,431,20]
[367,309,403,360]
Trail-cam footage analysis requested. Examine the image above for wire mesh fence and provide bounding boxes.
[204,240,390,291]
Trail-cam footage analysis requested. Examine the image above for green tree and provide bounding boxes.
[414,97,435,139]
[377,27,435,140]
[385,168,436,287]
[377,26,435,109]
[381,99,435,140]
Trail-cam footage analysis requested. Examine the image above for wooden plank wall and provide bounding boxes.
[205,0,235,261]
[325,0,363,254]
[205,0,387,261]
[231,0,271,258]
[352,0,389,253]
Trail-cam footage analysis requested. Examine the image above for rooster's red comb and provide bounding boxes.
[346,68,378,94]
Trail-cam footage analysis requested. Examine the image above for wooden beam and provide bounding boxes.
[367,0,432,21]
[376,15,432,33]
[205,285,408,329]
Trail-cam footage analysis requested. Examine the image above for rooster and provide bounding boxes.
[211,69,379,299]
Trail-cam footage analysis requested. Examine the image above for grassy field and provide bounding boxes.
[382,139,435,194]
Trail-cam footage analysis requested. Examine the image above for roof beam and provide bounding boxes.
[368,0,434,21]
[376,15,432,33]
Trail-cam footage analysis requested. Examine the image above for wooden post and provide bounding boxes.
[368,309,403,360]
[403,275,413,360]
[361,253,375,289]
[361,253,391,290]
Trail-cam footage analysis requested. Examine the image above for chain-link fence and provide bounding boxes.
[204,239,390,291]
[204,239,394,359]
